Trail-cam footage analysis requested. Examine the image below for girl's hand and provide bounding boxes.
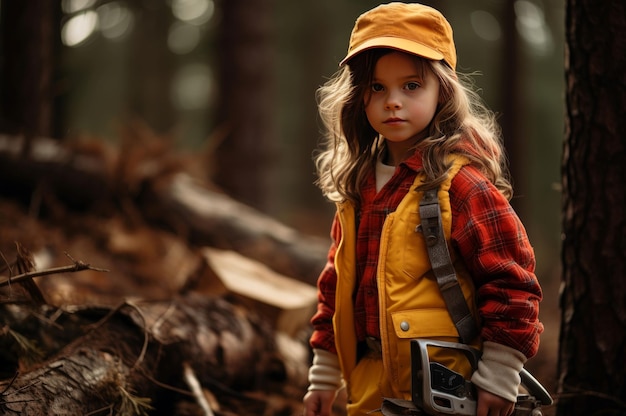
[303,389,336,416]
[476,386,515,416]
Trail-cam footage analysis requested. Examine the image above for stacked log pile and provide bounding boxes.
[0,128,335,415]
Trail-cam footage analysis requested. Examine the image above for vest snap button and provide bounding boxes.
[400,321,410,331]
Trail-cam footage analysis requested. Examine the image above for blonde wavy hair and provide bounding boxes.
[314,49,512,205]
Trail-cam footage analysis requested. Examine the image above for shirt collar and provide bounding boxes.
[399,147,424,173]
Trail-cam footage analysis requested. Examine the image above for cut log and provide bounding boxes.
[0,294,310,415]
[199,248,318,337]
[144,172,329,286]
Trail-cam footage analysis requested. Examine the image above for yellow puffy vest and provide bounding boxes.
[332,156,481,399]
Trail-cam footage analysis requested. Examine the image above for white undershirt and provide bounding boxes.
[375,159,396,192]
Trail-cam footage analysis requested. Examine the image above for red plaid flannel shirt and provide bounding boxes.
[310,153,544,359]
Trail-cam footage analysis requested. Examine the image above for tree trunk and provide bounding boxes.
[212,0,276,210]
[129,1,176,134]
[558,1,626,414]
[0,1,59,139]
[499,0,527,219]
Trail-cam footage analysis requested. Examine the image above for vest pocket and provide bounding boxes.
[390,308,459,341]
[398,211,432,282]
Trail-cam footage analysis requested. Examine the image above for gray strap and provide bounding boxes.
[419,188,479,343]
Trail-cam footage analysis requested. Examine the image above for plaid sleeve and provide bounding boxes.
[451,167,544,359]
[309,214,341,353]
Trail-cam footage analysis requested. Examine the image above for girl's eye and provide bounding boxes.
[371,83,384,92]
[405,81,420,91]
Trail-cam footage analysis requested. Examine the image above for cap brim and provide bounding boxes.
[340,36,444,66]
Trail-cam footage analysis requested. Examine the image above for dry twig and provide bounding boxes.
[0,251,109,289]
[183,362,215,416]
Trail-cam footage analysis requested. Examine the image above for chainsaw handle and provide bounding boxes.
[411,339,481,415]
[520,368,553,406]
[413,338,482,371]
[410,339,554,416]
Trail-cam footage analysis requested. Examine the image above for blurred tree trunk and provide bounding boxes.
[129,1,176,134]
[212,0,276,210]
[500,0,526,220]
[0,1,59,141]
[558,1,626,415]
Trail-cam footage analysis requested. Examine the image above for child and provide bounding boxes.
[303,3,544,416]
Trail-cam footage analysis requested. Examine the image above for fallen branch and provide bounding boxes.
[0,252,109,289]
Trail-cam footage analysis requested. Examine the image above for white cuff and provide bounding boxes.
[471,341,526,402]
[307,348,343,391]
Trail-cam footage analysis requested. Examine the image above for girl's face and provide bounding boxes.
[364,51,440,162]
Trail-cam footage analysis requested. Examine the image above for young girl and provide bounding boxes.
[303,3,544,416]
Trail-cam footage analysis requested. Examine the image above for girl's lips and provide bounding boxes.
[384,118,404,124]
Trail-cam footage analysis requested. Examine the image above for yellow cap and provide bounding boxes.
[340,2,456,69]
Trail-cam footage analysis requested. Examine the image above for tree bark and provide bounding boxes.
[558,1,626,414]
[0,294,306,415]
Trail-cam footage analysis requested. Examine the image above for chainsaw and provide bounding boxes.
[379,339,553,416]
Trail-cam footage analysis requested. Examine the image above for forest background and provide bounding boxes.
[0,0,564,399]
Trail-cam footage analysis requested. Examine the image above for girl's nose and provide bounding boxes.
[384,93,401,110]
